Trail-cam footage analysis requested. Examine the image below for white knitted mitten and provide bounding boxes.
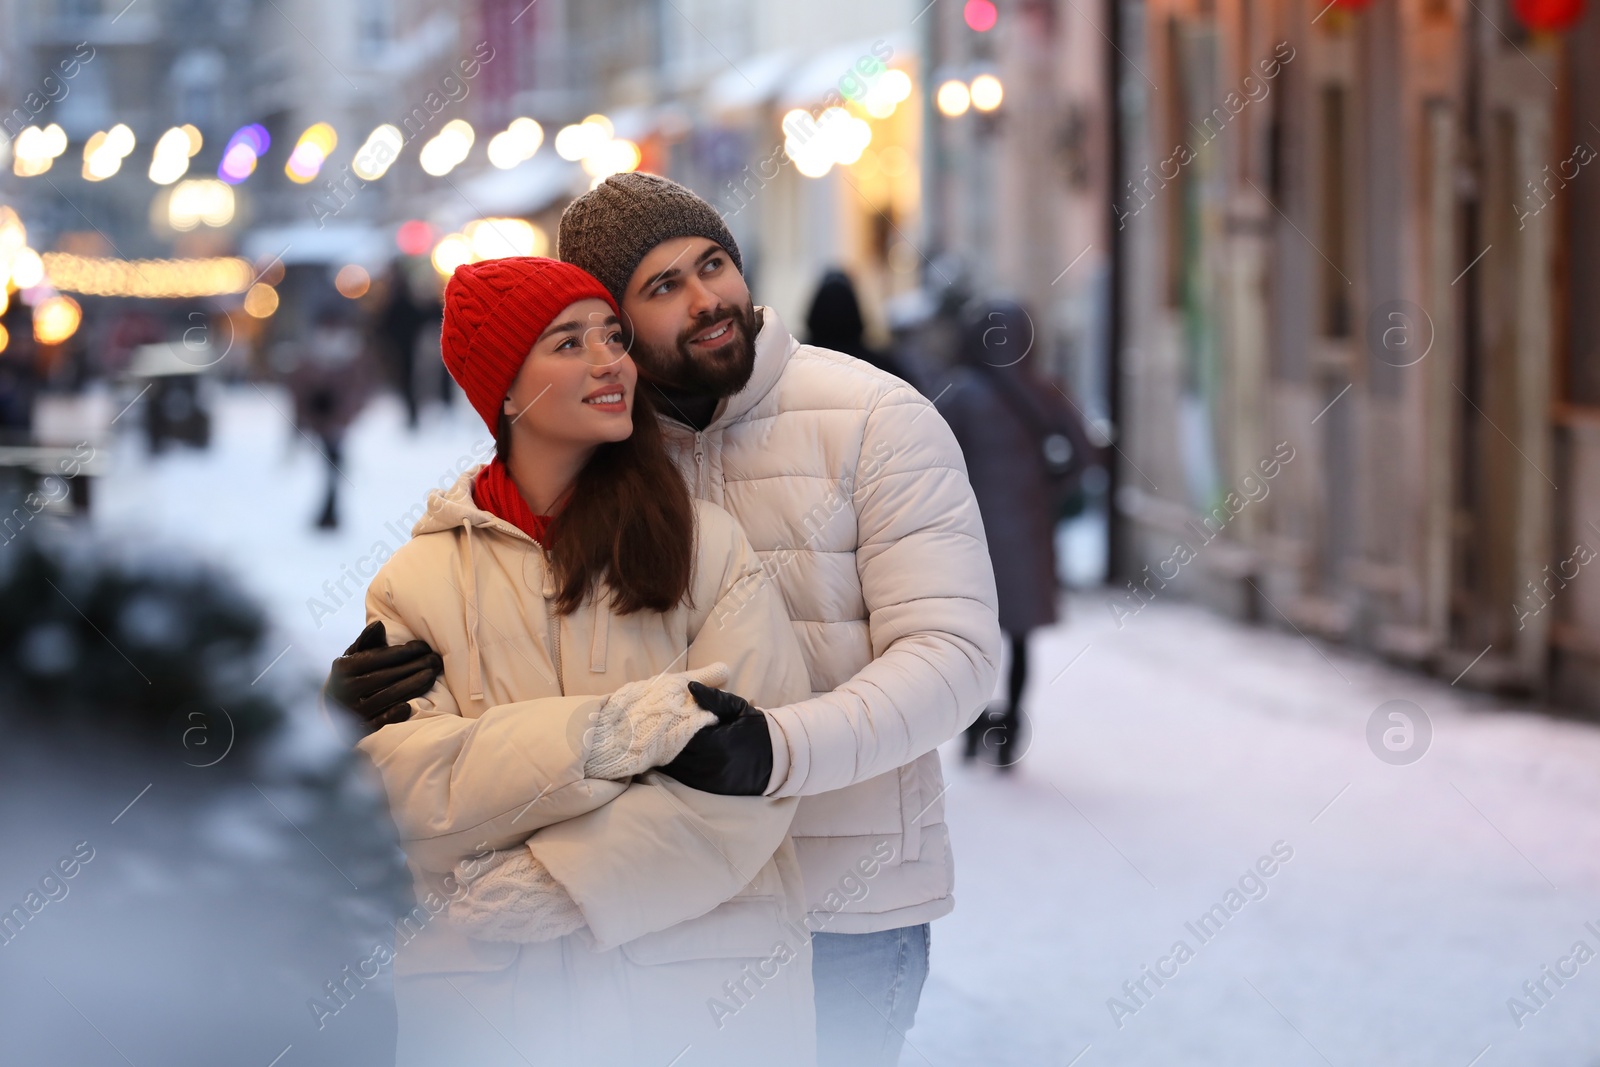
[583,662,731,780]
[447,846,586,943]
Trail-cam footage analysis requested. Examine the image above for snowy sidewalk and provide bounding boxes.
[94,385,494,676]
[93,387,1600,1067]
[918,591,1600,1067]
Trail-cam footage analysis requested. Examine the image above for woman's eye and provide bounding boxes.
[608,331,623,345]
[555,336,577,350]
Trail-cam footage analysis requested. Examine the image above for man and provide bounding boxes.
[331,173,1000,1064]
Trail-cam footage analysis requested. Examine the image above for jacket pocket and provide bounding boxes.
[899,751,946,864]
[898,761,922,863]
[620,896,787,965]
[790,767,903,838]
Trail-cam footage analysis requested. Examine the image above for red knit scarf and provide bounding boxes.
[472,458,553,545]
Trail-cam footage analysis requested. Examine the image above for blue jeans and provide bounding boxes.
[811,924,931,1066]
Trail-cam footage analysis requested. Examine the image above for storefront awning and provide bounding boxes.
[241,223,391,269]
[775,32,914,111]
[702,49,801,118]
[432,151,584,230]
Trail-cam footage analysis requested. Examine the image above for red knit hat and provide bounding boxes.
[441,256,619,432]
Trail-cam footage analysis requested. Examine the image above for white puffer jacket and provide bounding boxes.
[654,307,1002,932]
[358,484,817,1065]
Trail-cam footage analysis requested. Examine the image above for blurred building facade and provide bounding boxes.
[1106,0,1600,712]
[248,0,926,329]
[922,0,1114,409]
[6,0,1600,714]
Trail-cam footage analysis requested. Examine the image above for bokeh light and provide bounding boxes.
[464,217,544,261]
[554,117,612,162]
[285,123,337,184]
[419,119,474,177]
[83,124,137,181]
[487,117,544,169]
[863,69,915,119]
[42,252,255,298]
[580,138,641,179]
[964,0,998,31]
[430,233,472,276]
[9,247,44,289]
[782,107,873,178]
[334,264,370,299]
[242,282,279,317]
[33,294,82,344]
[13,124,68,176]
[936,79,972,117]
[219,124,269,184]
[149,126,202,185]
[167,179,236,230]
[395,219,434,257]
[970,74,1004,112]
[351,125,403,181]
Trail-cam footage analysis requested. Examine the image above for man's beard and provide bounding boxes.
[631,300,758,399]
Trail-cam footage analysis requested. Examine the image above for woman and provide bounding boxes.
[356,258,815,1065]
[941,297,1099,769]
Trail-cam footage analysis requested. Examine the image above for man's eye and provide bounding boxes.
[651,280,673,296]
[702,257,721,273]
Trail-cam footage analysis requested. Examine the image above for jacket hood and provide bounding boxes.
[413,466,536,543]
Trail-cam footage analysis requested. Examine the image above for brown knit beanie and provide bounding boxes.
[557,172,743,302]
[441,256,618,433]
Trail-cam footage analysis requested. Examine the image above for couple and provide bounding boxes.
[332,173,1001,1066]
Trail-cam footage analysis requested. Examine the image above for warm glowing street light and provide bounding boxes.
[33,295,82,344]
[419,120,474,177]
[488,117,544,169]
[970,74,1004,111]
[936,80,972,117]
[242,282,279,318]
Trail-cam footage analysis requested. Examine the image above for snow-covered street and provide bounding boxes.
[95,387,1600,1066]
[922,598,1600,1066]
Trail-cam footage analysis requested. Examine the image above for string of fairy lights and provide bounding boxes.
[0,56,927,348]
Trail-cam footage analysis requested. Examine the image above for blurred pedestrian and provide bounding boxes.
[375,261,427,431]
[287,303,373,530]
[0,299,37,445]
[941,298,1100,769]
[804,268,913,386]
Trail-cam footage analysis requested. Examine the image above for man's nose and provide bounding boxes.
[683,274,721,320]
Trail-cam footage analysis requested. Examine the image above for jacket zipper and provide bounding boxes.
[543,548,564,695]
[693,433,706,498]
[550,611,564,694]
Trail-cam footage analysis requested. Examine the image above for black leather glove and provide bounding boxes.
[657,682,774,796]
[325,621,443,731]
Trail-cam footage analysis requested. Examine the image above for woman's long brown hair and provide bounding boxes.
[496,387,694,616]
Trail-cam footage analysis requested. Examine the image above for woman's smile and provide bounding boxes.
[582,386,627,412]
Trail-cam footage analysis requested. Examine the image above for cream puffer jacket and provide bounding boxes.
[357,481,816,1066]
[654,307,1003,933]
